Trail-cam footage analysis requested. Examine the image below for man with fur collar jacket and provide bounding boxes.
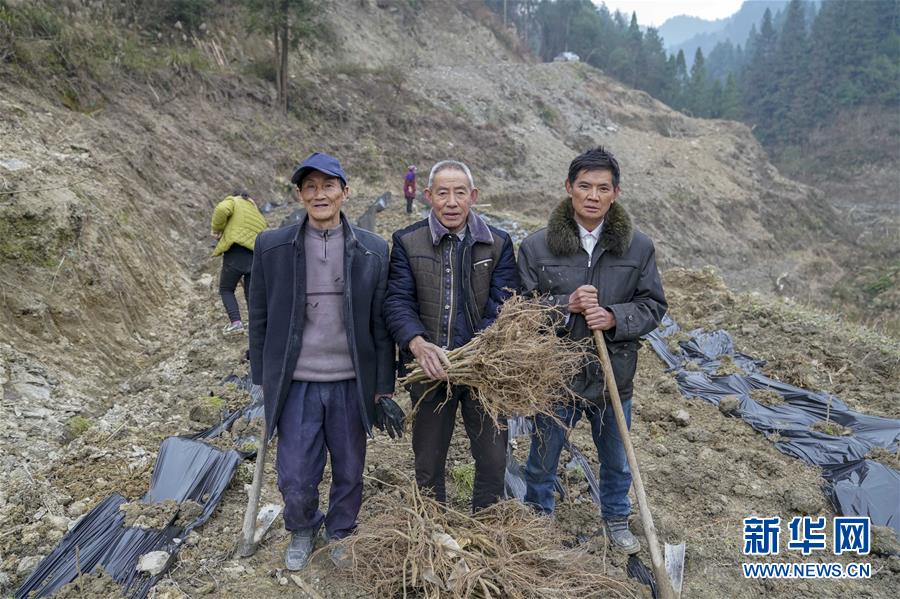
[517,146,667,554]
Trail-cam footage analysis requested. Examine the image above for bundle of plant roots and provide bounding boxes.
[399,295,588,428]
[334,482,637,598]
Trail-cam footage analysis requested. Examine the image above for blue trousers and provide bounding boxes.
[276,380,366,539]
[524,398,632,520]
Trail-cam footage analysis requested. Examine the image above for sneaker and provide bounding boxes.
[222,321,245,335]
[604,518,641,554]
[284,530,317,571]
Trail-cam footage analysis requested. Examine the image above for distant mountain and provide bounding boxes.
[660,0,789,64]
[655,14,728,48]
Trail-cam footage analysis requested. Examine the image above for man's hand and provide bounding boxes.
[374,395,405,439]
[568,285,599,314]
[211,231,222,240]
[584,305,616,331]
[409,335,450,380]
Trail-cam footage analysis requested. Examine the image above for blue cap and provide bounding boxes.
[290,152,348,187]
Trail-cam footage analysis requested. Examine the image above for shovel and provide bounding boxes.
[236,426,281,557]
[593,330,685,599]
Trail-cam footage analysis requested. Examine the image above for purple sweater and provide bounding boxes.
[292,225,355,382]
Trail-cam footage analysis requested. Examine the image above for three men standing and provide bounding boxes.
[251,147,665,573]
[384,160,519,511]
[518,146,667,553]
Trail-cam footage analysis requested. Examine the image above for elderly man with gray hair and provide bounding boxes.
[384,160,519,510]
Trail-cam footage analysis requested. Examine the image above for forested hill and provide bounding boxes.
[490,0,897,149]
[490,0,898,326]
[659,1,790,67]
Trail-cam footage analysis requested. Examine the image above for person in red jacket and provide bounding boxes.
[403,165,417,213]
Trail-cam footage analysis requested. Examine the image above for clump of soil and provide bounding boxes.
[683,360,702,372]
[230,416,263,437]
[120,499,205,529]
[864,446,900,469]
[174,500,204,528]
[751,388,785,407]
[53,566,122,598]
[810,420,852,436]
[713,355,745,376]
[665,330,691,354]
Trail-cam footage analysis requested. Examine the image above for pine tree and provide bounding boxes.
[742,8,779,143]
[771,0,809,146]
[688,47,709,116]
[721,73,742,119]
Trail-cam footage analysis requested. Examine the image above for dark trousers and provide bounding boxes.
[411,384,507,511]
[405,195,414,214]
[276,380,366,539]
[219,245,253,323]
[524,393,633,519]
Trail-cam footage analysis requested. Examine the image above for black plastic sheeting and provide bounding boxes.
[647,315,900,539]
[17,376,262,599]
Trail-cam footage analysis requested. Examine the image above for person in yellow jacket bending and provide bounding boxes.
[211,190,268,334]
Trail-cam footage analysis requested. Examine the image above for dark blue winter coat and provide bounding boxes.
[249,214,395,438]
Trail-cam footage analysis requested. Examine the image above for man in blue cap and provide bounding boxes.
[249,152,405,571]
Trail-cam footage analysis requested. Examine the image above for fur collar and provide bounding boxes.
[547,199,633,257]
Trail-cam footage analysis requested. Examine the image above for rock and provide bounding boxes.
[671,409,690,427]
[655,377,678,395]
[46,515,70,532]
[718,396,741,417]
[684,428,710,443]
[871,525,900,557]
[0,158,30,171]
[136,550,172,576]
[11,381,51,403]
[184,531,201,546]
[197,273,213,287]
[16,555,43,576]
[783,488,825,514]
[650,443,669,457]
[68,500,89,518]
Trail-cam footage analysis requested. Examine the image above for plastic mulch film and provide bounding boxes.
[646,319,900,540]
[17,379,256,599]
[564,440,602,508]
[504,446,528,501]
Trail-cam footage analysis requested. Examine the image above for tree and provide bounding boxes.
[741,8,778,141]
[245,0,319,114]
[688,47,709,116]
[720,73,742,120]
[771,0,809,145]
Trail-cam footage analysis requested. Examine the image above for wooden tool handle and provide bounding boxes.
[592,330,676,599]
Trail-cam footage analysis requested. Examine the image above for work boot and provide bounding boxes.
[284,529,317,571]
[604,518,641,554]
[329,542,352,570]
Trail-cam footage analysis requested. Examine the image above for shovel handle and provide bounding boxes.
[593,330,677,599]
[237,424,269,558]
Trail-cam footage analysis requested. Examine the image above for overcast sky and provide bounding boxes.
[597,0,745,27]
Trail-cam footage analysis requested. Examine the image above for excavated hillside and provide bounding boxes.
[1,0,898,597]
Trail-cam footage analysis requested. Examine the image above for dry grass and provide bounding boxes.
[334,480,637,598]
[400,296,588,429]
